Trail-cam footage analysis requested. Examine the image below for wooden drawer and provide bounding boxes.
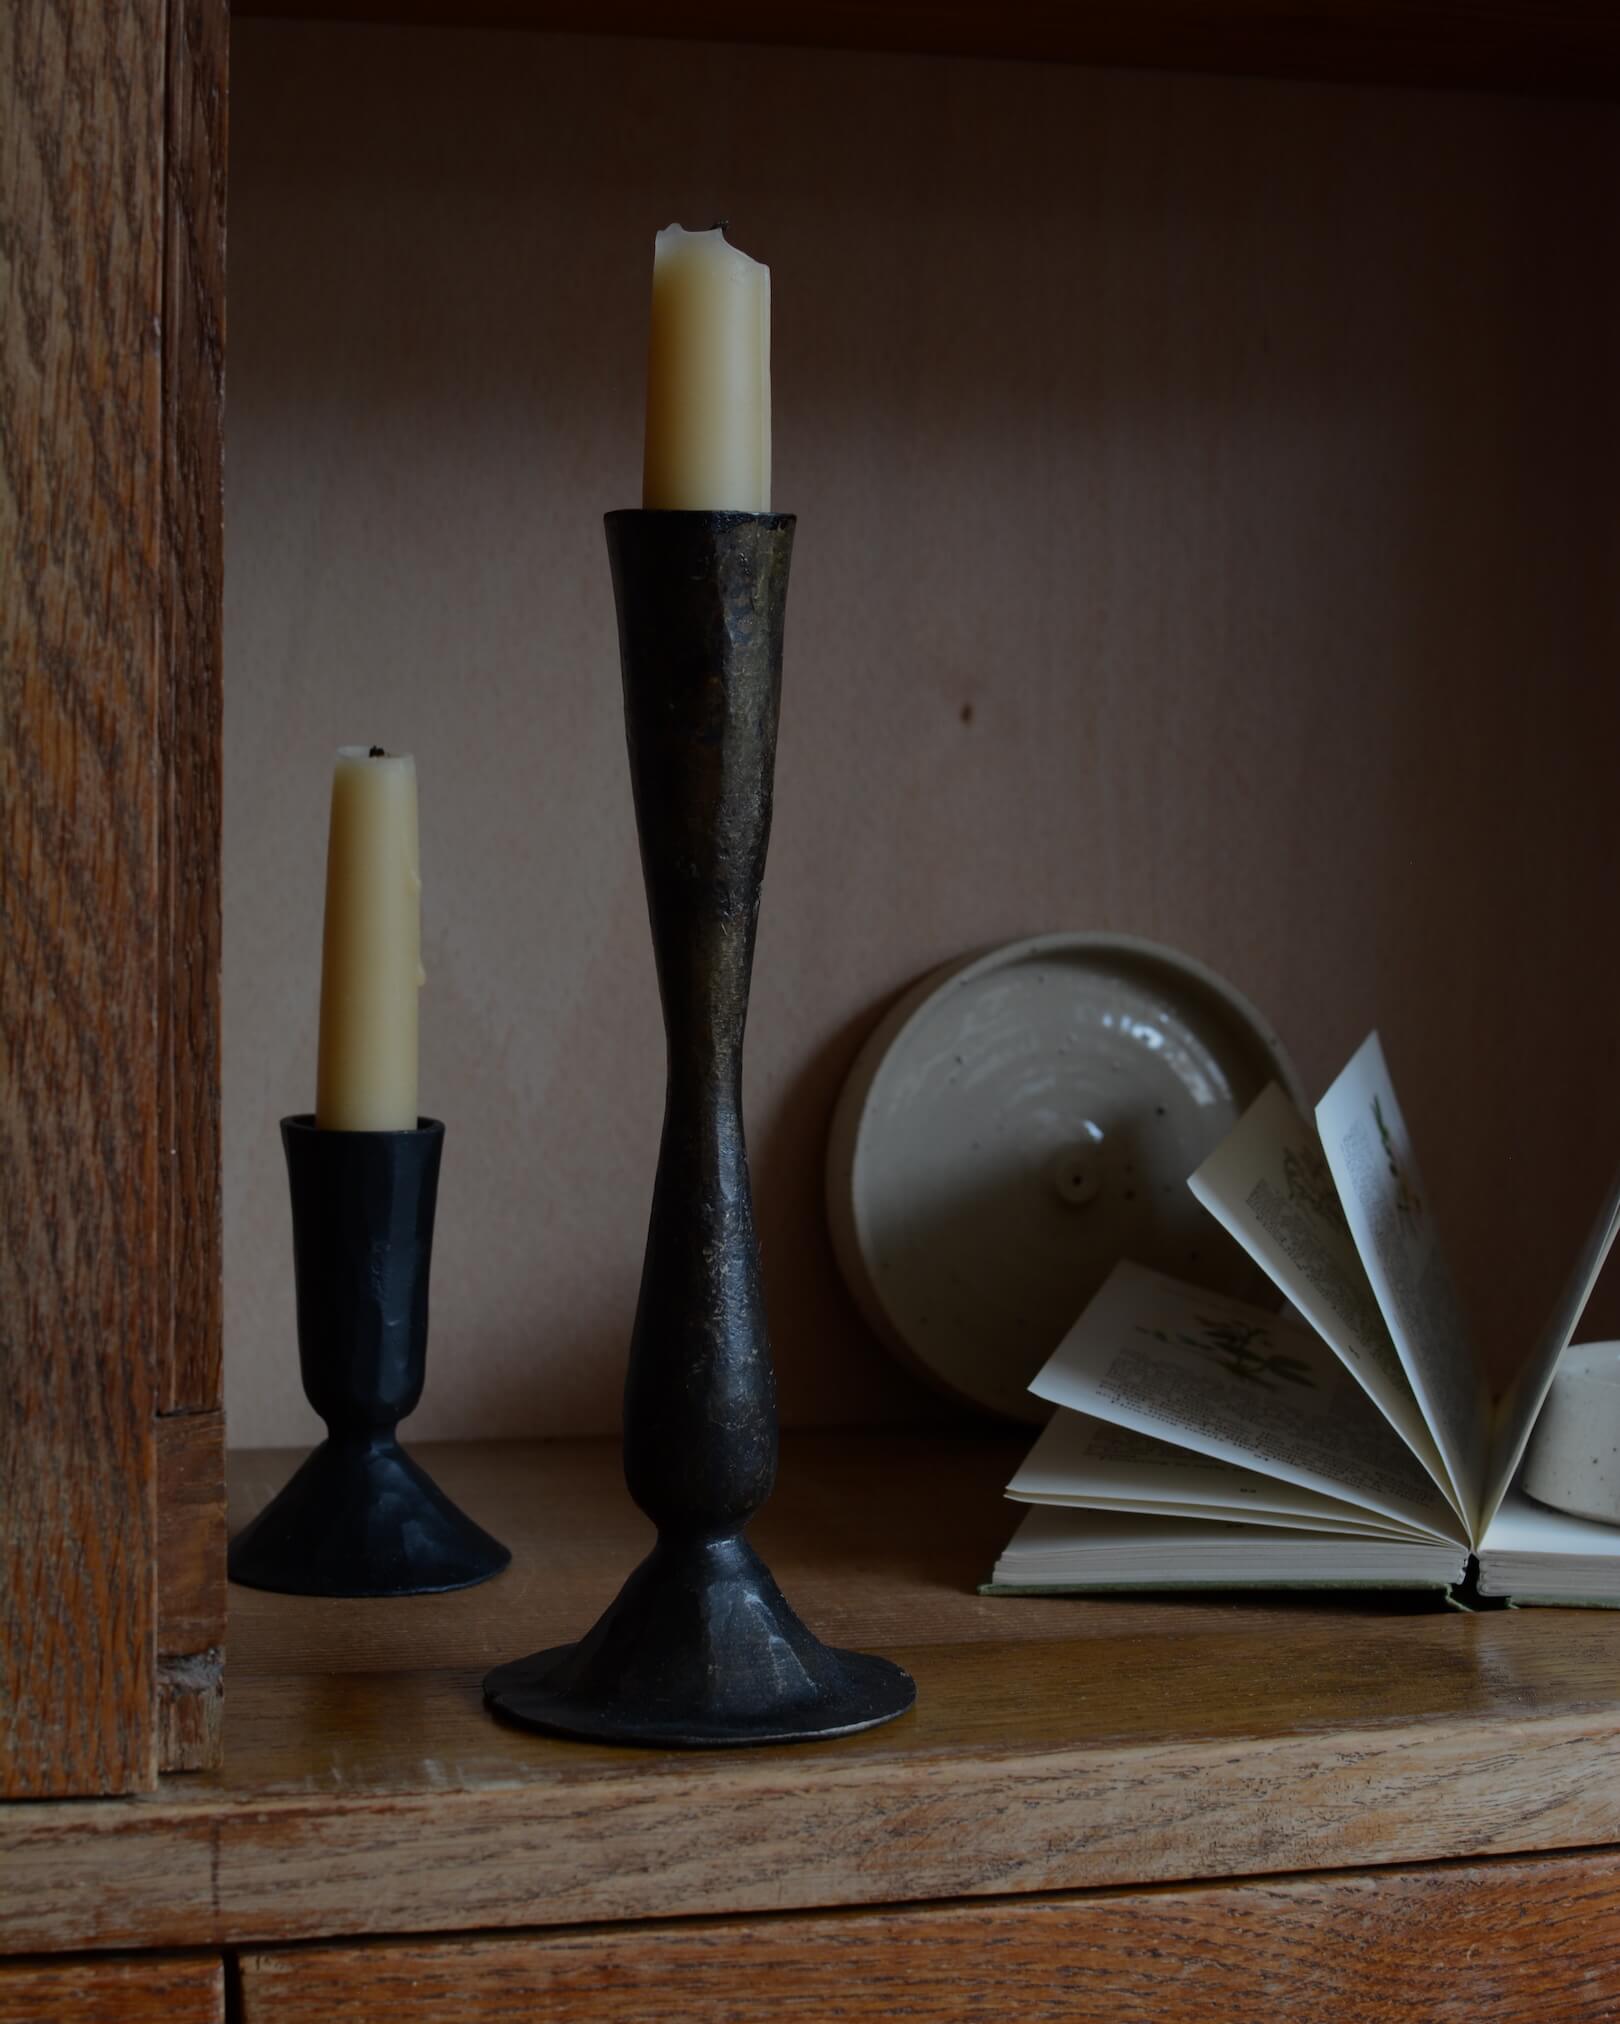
[240,1848,1620,2022]
[0,1952,224,2023]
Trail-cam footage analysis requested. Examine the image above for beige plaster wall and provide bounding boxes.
[225,21,1620,1448]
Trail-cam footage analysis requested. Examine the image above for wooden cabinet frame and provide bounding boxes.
[2,0,228,1796]
[6,16,1620,2014]
[2,0,1617,1831]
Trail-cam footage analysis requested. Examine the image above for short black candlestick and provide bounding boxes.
[483,509,915,1745]
[228,1117,510,1598]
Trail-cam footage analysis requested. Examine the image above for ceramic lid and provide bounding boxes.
[827,933,1305,1425]
[1521,1342,1620,1527]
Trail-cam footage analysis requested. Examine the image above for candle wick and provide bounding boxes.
[711,218,729,234]
[368,744,387,758]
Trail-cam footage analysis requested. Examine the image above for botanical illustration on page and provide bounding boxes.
[1316,1034,1490,1526]
[1028,1261,1461,1539]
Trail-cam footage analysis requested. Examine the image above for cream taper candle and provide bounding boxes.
[642,224,771,512]
[315,746,423,1132]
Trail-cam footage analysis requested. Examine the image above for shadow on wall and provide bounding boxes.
[753,990,961,1432]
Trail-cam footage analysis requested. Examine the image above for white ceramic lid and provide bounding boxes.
[1521,1342,1620,1527]
[827,933,1305,1424]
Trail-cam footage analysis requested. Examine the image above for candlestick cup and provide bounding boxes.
[228,1117,510,1597]
[483,509,916,1745]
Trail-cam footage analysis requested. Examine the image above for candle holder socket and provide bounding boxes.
[482,508,915,1746]
[228,1116,510,1598]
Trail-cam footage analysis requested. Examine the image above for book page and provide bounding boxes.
[1027,1260,1464,1539]
[1187,1083,1451,1508]
[1477,1487,1620,1602]
[1315,1033,1491,1532]
[1478,1487,1620,1559]
[1009,1410,1443,1538]
[1478,1159,1620,1533]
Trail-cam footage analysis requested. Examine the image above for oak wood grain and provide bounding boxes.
[158,0,226,1422]
[236,1849,1620,2021]
[156,1411,227,1773]
[225,0,1620,97]
[225,1431,1102,1676]
[9,1436,1620,1953]
[223,1433,1469,1673]
[0,1951,224,2023]
[1,0,165,1798]
[5,0,229,1793]
[153,0,228,1770]
[158,1411,227,1659]
[157,1649,225,1774]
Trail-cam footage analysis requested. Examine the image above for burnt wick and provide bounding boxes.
[368,744,387,758]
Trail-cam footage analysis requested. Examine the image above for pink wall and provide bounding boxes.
[225,22,1620,1447]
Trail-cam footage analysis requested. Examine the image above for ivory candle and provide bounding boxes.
[315,746,423,1132]
[642,224,771,512]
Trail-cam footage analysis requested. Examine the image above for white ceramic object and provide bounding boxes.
[1521,1343,1620,1527]
[827,933,1305,1424]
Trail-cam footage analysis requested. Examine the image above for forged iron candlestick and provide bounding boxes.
[228,1117,510,1598]
[483,509,916,1746]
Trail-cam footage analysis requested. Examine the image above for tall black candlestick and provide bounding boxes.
[483,510,916,1745]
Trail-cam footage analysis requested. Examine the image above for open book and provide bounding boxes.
[991,1034,1620,1606]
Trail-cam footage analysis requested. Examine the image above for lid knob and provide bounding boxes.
[1050,1145,1103,1209]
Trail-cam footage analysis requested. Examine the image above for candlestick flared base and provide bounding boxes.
[483,1534,915,1746]
[229,1436,510,1598]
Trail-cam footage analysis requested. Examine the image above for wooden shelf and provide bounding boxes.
[9,1430,1620,1959]
[229,1,1620,97]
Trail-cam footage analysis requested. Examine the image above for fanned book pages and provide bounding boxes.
[990,1034,1620,1606]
